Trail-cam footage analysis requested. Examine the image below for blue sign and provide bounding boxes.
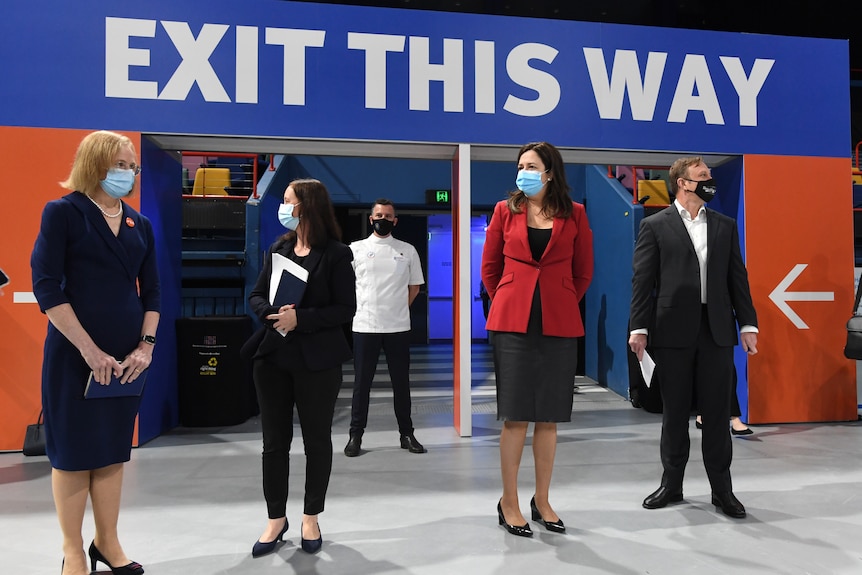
[0,0,849,157]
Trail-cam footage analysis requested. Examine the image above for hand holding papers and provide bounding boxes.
[268,253,308,336]
[639,350,656,388]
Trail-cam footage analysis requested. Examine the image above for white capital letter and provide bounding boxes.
[720,56,774,127]
[503,43,560,117]
[159,21,230,102]
[105,17,158,99]
[667,54,724,125]
[409,37,464,112]
[583,48,666,121]
[266,28,326,106]
[235,26,259,104]
[347,32,405,110]
[474,40,495,114]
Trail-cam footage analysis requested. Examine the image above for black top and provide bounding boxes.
[527,226,552,262]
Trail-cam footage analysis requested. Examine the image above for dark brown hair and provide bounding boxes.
[371,197,396,214]
[279,178,342,248]
[506,141,572,219]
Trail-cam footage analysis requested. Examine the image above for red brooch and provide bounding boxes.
[126,217,135,228]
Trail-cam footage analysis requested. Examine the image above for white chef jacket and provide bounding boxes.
[350,233,424,333]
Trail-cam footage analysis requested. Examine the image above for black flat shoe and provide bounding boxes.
[530,496,565,533]
[497,500,532,537]
[301,522,323,554]
[642,486,684,509]
[252,519,289,558]
[695,420,703,429]
[88,541,144,575]
[400,433,427,454]
[731,427,754,436]
[712,491,746,518]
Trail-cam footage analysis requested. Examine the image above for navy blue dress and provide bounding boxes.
[31,191,160,471]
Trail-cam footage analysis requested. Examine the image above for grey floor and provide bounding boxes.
[3,344,862,575]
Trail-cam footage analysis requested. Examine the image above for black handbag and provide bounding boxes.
[844,279,862,360]
[22,410,46,456]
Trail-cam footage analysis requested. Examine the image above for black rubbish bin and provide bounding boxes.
[176,316,257,427]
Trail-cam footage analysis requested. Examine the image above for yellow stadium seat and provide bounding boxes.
[192,167,231,195]
[637,179,671,205]
[852,172,862,185]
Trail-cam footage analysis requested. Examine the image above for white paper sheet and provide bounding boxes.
[269,253,309,336]
[269,253,309,305]
[639,350,656,388]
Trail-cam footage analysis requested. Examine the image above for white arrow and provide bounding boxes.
[768,263,834,329]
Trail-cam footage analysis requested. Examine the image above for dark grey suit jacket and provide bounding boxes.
[630,206,757,348]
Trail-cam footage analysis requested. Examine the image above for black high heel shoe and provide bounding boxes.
[252,519,289,558]
[497,500,532,537]
[301,521,323,554]
[88,541,144,575]
[530,496,566,533]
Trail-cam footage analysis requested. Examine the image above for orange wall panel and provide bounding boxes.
[743,155,856,423]
[0,127,141,451]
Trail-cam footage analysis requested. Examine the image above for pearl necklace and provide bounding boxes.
[87,195,122,218]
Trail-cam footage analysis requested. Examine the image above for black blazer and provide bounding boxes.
[247,236,356,371]
[630,206,757,348]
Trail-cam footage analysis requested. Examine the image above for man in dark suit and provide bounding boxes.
[628,156,758,519]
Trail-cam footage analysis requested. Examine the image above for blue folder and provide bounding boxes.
[273,268,307,307]
[84,369,147,399]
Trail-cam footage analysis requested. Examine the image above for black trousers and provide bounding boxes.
[253,356,342,518]
[652,307,734,493]
[349,331,414,436]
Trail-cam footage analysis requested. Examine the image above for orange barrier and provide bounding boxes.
[744,154,856,423]
[0,126,142,451]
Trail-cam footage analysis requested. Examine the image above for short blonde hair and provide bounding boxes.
[61,131,137,194]
[668,156,703,195]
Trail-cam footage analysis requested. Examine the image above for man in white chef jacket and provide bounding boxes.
[344,198,427,457]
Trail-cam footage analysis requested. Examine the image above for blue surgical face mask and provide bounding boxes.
[515,170,546,197]
[278,202,300,230]
[100,168,136,199]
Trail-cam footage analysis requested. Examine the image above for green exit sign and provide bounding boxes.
[425,189,451,205]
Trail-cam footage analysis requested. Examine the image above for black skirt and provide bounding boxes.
[490,285,578,422]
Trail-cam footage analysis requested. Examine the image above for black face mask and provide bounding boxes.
[372,218,395,236]
[684,178,717,202]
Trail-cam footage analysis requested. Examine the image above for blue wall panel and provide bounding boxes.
[1,1,849,157]
[584,165,642,397]
[139,137,183,442]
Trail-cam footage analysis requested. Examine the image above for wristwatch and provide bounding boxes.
[141,334,156,345]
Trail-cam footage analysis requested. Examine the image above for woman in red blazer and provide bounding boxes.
[481,142,593,537]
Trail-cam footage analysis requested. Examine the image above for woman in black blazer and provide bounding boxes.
[247,179,356,556]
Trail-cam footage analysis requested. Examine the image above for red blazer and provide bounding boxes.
[481,199,593,337]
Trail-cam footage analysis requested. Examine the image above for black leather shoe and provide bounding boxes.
[712,491,746,518]
[530,496,565,533]
[497,500,532,537]
[695,419,703,429]
[344,434,362,457]
[642,486,684,509]
[400,433,427,453]
[731,427,754,436]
